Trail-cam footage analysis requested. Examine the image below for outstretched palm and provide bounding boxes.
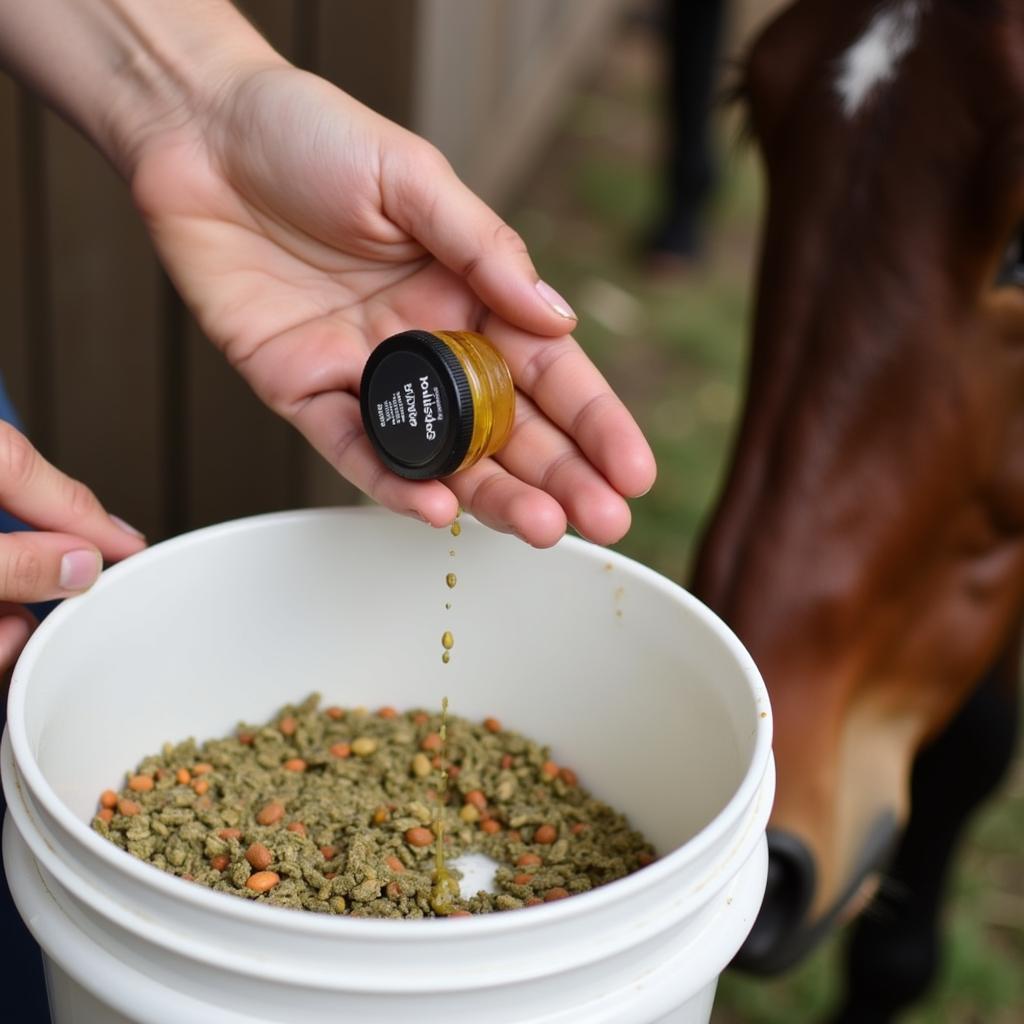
[132,66,655,546]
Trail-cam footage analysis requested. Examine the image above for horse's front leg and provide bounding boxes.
[829,632,1021,1024]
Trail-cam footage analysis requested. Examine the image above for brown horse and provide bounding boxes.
[691,0,1024,1017]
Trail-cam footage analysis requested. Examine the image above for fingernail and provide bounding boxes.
[535,279,577,321]
[109,514,145,540]
[59,550,102,592]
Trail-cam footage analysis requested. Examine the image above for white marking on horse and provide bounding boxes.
[836,1,925,117]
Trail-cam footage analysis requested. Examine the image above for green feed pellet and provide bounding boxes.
[92,694,656,918]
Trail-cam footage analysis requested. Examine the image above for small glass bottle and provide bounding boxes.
[359,330,516,480]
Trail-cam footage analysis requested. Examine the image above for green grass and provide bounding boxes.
[510,20,1024,1023]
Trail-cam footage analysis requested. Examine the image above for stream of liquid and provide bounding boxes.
[429,512,463,912]
[429,696,459,913]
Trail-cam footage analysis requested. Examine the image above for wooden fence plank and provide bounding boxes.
[314,0,418,125]
[43,114,164,538]
[0,77,30,432]
[238,0,296,50]
[291,0,421,508]
[181,0,304,530]
[415,0,628,207]
[504,0,557,101]
[413,0,497,180]
[182,312,301,529]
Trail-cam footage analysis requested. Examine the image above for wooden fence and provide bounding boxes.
[0,0,626,542]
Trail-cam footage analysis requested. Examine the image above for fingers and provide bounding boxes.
[272,315,646,546]
[292,387,608,549]
[287,378,570,544]
[444,460,567,548]
[290,389,459,527]
[482,317,657,500]
[493,395,633,546]
[0,531,104,604]
[0,605,33,675]
[387,144,577,337]
[0,423,146,562]
[444,392,634,548]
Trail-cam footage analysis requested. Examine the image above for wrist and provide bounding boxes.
[98,1,288,178]
[0,0,287,179]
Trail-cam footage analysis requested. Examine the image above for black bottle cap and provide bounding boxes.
[359,331,474,480]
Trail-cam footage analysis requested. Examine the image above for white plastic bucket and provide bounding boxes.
[3,508,773,1024]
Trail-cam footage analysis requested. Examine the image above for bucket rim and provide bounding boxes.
[6,507,773,940]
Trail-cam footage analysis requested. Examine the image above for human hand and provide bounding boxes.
[0,424,146,672]
[130,64,656,547]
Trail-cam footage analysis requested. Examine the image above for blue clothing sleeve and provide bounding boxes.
[0,375,28,535]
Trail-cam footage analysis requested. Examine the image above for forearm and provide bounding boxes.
[0,0,284,177]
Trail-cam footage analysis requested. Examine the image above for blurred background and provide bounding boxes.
[0,0,1020,1020]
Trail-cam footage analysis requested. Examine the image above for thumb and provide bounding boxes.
[389,144,577,336]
